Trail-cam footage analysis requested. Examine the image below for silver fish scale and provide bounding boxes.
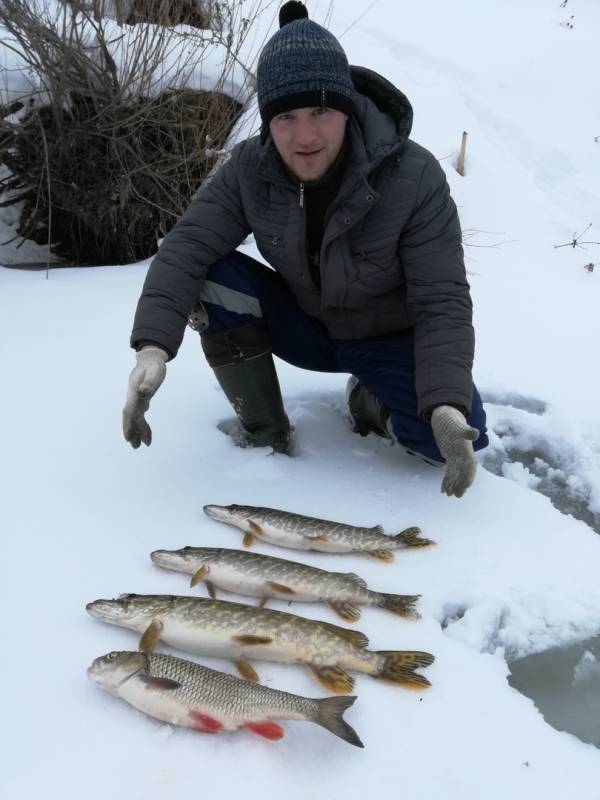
[145,652,318,719]
[211,549,370,602]
[235,505,388,548]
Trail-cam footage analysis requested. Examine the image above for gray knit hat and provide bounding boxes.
[257,1,355,129]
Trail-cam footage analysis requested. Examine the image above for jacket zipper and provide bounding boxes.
[299,183,305,208]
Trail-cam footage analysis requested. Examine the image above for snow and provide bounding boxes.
[2,0,600,797]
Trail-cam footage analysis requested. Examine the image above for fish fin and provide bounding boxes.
[343,572,368,590]
[257,596,268,608]
[243,532,255,548]
[319,623,369,649]
[305,533,329,542]
[189,711,223,733]
[234,659,260,683]
[232,634,273,645]
[248,520,263,536]
[139,675,181,691]
[329,601,362,623]
[267,581,295,595]
[376,650,434,689]
[309,664,355,694]
[245,721,284,740]
[366,549,394,563]
[395,527,436,548]
[139,619,163,654]
[373,592,421,619]
[205,581,216,599]
[190,565,208,588]
[370,524,385,535]
[316,695,363,748]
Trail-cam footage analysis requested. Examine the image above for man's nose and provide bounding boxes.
[294,118,318,147]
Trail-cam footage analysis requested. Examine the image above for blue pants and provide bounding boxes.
[196,250,489,462]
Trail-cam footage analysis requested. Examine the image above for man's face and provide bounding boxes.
[269,107,348,182]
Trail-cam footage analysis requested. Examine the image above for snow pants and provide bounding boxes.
[193,250,489,462]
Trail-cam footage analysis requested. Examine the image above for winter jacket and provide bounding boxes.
[131,66,475,418]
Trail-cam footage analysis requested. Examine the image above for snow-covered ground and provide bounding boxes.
[2,1,600,798]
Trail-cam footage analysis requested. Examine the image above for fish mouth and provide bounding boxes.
[150,549,187,570]
[203,504,232,523]
[87,652,147,689]
[86,599,125,623]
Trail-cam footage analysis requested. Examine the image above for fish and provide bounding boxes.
[203,503,434,562]
[86,594,434,693]
[150,546,421,622]
[88,650,363,747]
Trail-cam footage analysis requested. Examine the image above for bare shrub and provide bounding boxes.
[0,0,263,264]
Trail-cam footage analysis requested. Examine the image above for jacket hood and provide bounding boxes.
[349,66,413,163]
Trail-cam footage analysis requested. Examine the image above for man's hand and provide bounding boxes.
[122,346,168,448]
[431,405,479,498]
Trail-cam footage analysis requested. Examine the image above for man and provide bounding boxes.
[123,0,489,497]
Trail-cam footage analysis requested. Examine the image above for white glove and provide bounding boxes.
[431,405,479,498]
[122,346,168,448]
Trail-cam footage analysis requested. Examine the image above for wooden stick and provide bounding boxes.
[457,131,468,176]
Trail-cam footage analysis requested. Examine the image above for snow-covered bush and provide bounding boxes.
[0,0,259,264]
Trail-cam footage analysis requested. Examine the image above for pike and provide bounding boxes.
[88,650,363,747]
[203,504,434,563]
[150,546,421,623]
[86,594,434,693]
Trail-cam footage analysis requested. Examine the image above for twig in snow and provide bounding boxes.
[456,131,467,176]
[462,228,516,249]
[554,223,600,250]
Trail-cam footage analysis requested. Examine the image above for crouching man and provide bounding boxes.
[123,1,489,497]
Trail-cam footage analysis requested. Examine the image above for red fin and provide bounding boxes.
[245,721,284,740]
[189,711,223,734]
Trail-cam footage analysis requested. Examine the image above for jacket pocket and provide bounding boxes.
[348,248,402,289]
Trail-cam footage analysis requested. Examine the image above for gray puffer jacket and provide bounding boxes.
[131,66,475,418]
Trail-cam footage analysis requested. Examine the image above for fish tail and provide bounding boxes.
[375,650,434,689]
[371,592,421,619]
[315,695,364,748]
[393,527,436,548]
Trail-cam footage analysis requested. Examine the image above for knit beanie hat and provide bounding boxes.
[257,1,355,128]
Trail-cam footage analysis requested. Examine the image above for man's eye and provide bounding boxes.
[314,107,330,116]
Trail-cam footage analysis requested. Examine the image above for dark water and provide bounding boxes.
[508,635,600,747]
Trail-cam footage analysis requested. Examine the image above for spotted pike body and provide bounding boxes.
[150,546,420,622]
[203,504,434,562]
[86,594,434,693]
[88,650,363,746]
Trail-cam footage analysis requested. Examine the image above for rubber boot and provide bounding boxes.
[201,320,291,454]
[346,376,392,439]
